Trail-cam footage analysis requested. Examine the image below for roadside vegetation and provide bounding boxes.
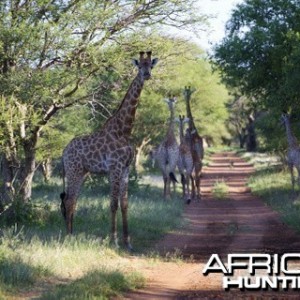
[2,0,300,298]
[212,180,229,200]
[243,152,300,233]
[0,175,185,300]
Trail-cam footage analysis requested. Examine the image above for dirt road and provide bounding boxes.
[124,152,300,299]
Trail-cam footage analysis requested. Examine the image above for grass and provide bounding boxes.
[247,153,300,233]
[241,151,282,170]
[41,269,144,300]
[212,179,229,199]
[0,174,185,299]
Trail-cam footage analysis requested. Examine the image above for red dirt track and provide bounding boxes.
[124,152,300,299]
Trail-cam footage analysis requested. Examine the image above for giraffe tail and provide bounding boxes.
[169,172,178,183]
[60,157,66,201]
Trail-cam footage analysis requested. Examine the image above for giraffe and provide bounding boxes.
[60,51,158,250]
[183,86,204,201]
[154,97,179,199]
[176,115,194,204]
[281,113,300,191]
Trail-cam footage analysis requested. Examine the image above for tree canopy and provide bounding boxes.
[213,0,300,113]
[0,0,208,203]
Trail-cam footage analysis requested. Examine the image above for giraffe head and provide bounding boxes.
[164,96,176,110]
[132,51,158,81]
[178,114,190,124]
[183,86,196,101]
[280,112,289,126]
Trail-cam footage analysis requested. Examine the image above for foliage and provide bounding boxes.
[0,255,50,290]
[129,36,231,151]
[0,175,185,298]
[212,0,300,151]
[212,179,229,199]
[226,94,254,147]
[0,0,207,202]
[0,197,52,227]
[212,0,300,150]
[248,166,300,232]
[41,269,144,300]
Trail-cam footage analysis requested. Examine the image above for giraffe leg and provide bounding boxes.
[61,174,85,234]
[181,173,186,199]
[195,170,201,201]
[289,164,295,191]
[172,177,176,194]
[166,176,172,199]
[163,173,168,199]
[195,175,200,201]
[195,162,202,201]
[186,173,191,204]
[109,171,122,248]
[120,168,133,251]
[190,174,195,200]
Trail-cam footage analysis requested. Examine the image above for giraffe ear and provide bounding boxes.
[132,59,139,67]
[184,117,190,123]
[151,58,158,68]
[174,117,180,123]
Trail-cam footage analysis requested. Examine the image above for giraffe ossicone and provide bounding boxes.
[60,51,158,250]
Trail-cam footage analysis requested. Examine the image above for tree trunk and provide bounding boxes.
[135,137,151,172]
[246,117,257,152]
[18,141,37,202]
[238,130,246,148]
[41,158,52,183]
[0,154,15,211]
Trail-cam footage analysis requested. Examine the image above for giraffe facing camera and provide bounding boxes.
[153,96,179,199]
[60,51,158,251]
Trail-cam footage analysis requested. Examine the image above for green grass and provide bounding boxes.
[241,151,282,170]
[212,179,229,199]
[0,175,185,299]
[248,164,300,232]
[41,269,144,300]
[240,151,300,232]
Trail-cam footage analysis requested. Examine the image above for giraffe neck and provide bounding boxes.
[104,74,144,138]
[167,105,176,138]
[185,97,196,131]
[179,122,185,144]
[285,119,298,148]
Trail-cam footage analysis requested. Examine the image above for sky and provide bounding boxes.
[193,0,244,52]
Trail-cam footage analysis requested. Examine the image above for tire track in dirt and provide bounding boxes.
[123,152,300,299]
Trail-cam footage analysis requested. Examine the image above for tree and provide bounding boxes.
[0,0,207,206]
[212,0,300,150]
[226,94,259,149]
[131,36,230,160]
[86,34,231,171]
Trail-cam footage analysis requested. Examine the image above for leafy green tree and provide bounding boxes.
[130,36,230,165]
[212,0,300,150]
[0,0,206,206]
[85,34,231,171]
[213,0,300,111]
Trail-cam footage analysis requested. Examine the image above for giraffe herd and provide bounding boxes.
[59,51,300,250]
[60,51,204,249]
